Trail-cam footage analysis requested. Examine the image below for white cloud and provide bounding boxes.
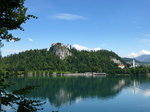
[72,44,101,51]
[28,38,33,42]
[51,13,87,20]
[93,48,101,51]
[73,44,89,51]
[141,50,150,54]
[128,53,139,58]
[5,49,23,54]
[128,50,150,58]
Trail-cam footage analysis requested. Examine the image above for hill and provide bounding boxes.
[136,55,150,63]
[123,57,140,63]
[0,43,127,74]
[123,57,150,67]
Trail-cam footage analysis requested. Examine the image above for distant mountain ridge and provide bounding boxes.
[123,55,150,67]
[135,55,150,63]
[123,57,140,63]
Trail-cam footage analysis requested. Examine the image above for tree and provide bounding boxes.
[0,41,3,112]
[0,0,39,111]
[0,0,37,42]
[0,41,3,58]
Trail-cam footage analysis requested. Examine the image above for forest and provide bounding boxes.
[0,47,149,76]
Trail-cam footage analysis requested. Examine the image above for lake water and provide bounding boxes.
[6,76,150,112]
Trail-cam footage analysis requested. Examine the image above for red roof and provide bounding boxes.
[118,64,125,66]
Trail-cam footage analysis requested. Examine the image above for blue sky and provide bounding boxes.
[2,0,150,57]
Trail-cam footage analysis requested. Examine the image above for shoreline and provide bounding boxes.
[2,70,149,77]
[25,72,107,77]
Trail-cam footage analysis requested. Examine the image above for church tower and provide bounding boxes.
[133,57,136,68]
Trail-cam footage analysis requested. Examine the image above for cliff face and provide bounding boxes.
[50,43,72,60]
[111,57,122,64]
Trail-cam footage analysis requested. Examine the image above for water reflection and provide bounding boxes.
[8,76,150,108]
[130,80,150,96]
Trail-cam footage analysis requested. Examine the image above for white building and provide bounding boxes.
[130,57,139,68]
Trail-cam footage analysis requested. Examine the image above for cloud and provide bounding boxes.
[72,44,89,51]
[72,44,101,51]
[93,48,101,51]
[51,13,87,20]
[5,49,23,54]
[141,50,150,54]
[128,53,139,58]
[128,50,150,57]
[28,38,33,42]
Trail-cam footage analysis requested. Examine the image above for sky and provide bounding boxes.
[2,0,150,57]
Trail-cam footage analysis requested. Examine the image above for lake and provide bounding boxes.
[5,76,150,112]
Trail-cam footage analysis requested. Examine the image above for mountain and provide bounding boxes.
[136,55,150,63]
[0,43,127,74]
[123,56,150,67]
[123,57,140,63]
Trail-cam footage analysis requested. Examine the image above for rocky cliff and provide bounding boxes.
[50,43,72,60]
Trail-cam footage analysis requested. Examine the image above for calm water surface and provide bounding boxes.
[7,76,150,112]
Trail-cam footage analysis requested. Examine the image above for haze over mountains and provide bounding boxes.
[135,55,150,63]
[124,55,150,63]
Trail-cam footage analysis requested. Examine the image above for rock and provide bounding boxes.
[50,43,72,60]
[111,57,122,64]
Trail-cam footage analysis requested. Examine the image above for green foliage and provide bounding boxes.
[1,48,127,74]
[1,48,150,75]
[0,73,44,112]
[0,0,37,41]
[129,66,149,76]
[0,41,4,58]
[0,0,43,111]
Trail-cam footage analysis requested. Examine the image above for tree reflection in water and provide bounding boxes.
[3,75,150,112]
[0,74,44,112]
[8,76,132,108]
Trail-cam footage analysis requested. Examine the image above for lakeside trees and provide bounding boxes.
[0,0,43,112]
[0,0,37,41]
[0,48,127,74]
[0,42,3,59]
[1,47,149,76]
